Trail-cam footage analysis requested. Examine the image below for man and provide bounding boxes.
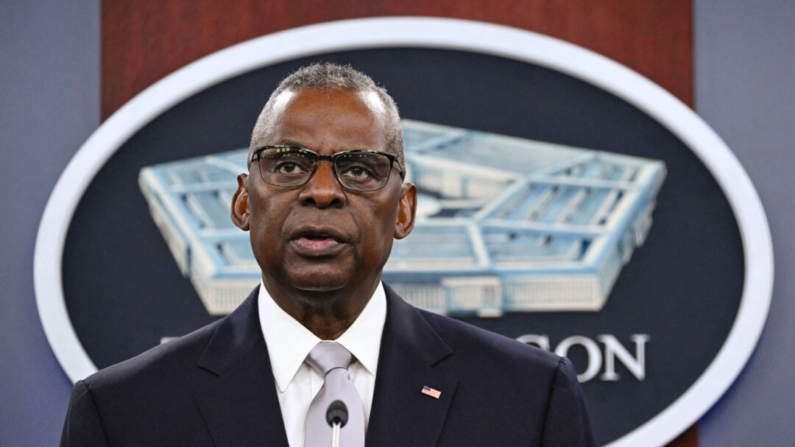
[61,63,596,447]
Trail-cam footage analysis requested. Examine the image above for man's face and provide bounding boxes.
[232,87,416,302]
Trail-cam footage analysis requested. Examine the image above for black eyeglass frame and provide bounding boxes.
[249,145,406,191]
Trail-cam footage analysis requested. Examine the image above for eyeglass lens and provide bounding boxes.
[257,147,393,191]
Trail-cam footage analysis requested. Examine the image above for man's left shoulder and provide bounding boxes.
[411,306,597,446]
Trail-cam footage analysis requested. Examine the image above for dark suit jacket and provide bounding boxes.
[61,284,596,446]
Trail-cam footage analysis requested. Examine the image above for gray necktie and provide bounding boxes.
[304,342,365,447]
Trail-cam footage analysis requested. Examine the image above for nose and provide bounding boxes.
[298,160,346,208]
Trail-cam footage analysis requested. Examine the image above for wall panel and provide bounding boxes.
[102,0,692,118]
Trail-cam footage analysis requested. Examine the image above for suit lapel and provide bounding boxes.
[366,284,458,447]
[194,286,289,447]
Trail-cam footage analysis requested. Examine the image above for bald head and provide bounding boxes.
[250,63,404,169]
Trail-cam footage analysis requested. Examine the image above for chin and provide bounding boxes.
[286,269,351,293]
[294,282,347,293]
[280,253,361,292]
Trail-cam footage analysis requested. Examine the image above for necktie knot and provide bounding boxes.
[305,342,353,377]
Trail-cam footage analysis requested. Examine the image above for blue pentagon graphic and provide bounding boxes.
[139,120,666,316]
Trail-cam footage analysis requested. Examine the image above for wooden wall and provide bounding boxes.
[102,0,692,119]
[101,1,697,445]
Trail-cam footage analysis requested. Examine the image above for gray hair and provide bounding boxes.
[250,63,404,168]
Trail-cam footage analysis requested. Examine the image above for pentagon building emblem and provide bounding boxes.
[139,120,665,317]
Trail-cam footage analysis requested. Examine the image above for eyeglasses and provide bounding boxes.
[249,145,405,192]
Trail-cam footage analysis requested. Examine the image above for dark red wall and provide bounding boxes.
[102,0,692,118]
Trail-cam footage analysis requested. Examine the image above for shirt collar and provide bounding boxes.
[258,281,387,393]
[335,282,386,378]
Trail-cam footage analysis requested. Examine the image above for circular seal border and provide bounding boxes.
[34,17,773,447]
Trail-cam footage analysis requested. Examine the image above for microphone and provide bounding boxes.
[326,399,348,427]
[326,400,348,447]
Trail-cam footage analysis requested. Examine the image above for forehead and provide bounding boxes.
[255,87,388,153]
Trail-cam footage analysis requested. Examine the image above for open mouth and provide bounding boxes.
[290,227,348,256]
[301,232,338,242]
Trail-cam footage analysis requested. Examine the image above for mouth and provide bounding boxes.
[289,226,349,257]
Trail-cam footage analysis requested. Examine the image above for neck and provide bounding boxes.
[262,275,380,340]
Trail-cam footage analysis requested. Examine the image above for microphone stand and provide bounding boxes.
[331,421,341,447]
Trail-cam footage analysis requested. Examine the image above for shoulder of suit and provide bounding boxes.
[82,318,223,390]
[415,308,562,372]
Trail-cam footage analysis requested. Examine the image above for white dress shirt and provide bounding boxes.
[257,281,387,447]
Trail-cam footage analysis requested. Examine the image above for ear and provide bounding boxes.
[394,183,417,239]
[231,174,250,231]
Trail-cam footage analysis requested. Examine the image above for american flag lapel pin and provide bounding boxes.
[421,386,441,399]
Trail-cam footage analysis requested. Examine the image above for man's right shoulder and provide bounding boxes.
[61,318,238,446]
[82,319,222,391]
